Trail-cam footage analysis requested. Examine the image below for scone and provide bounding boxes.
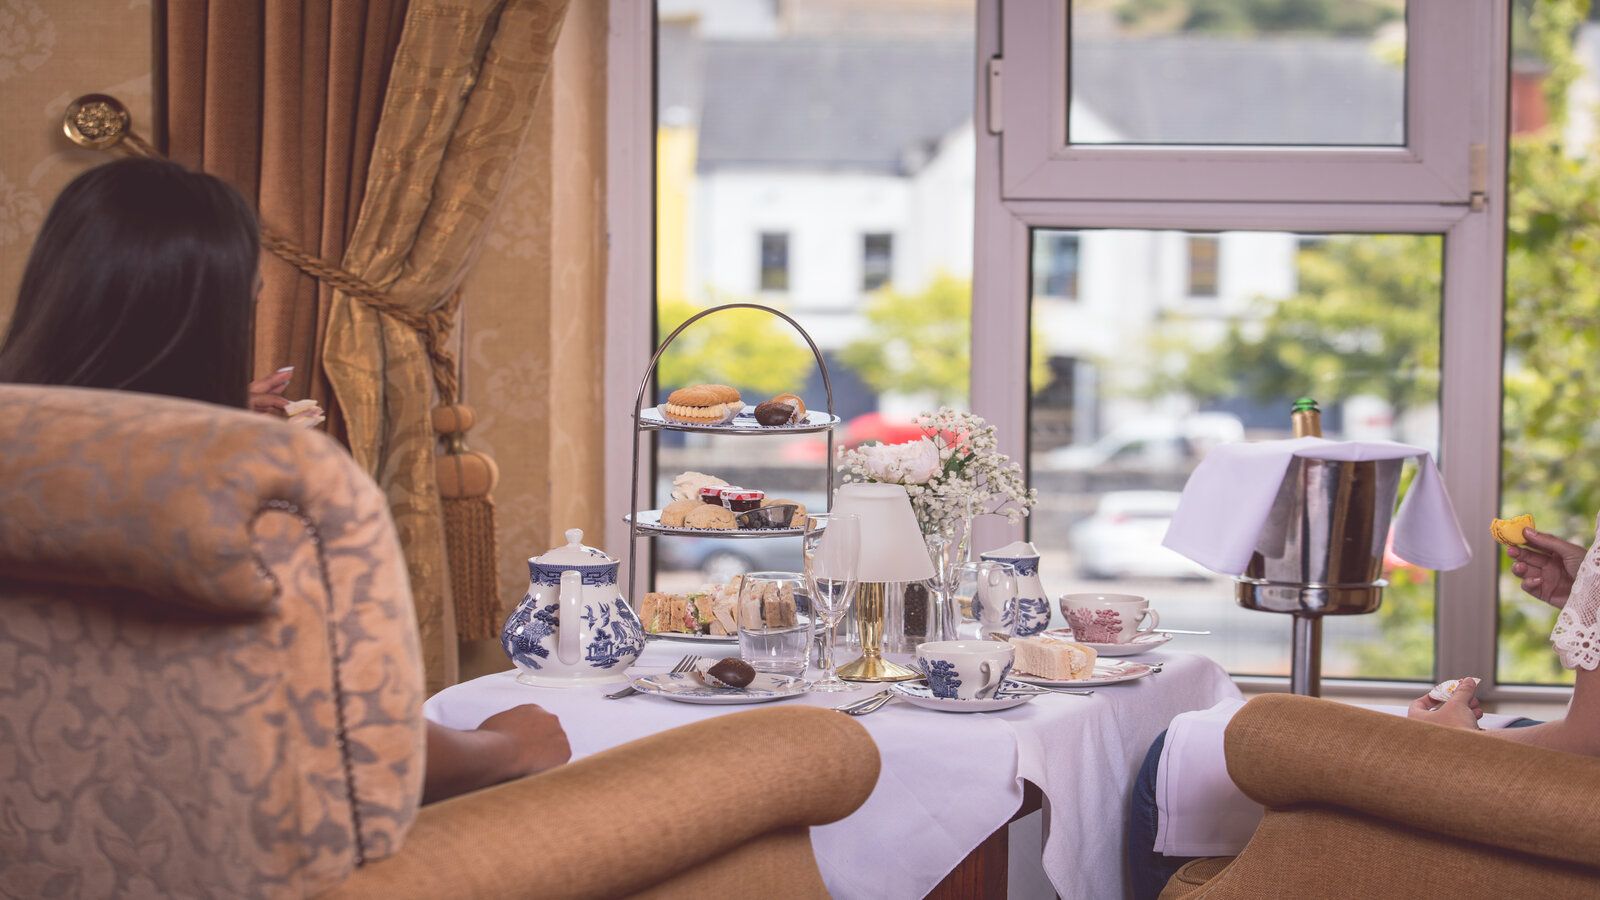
[659,498,701,528]
[660,383,743,425]
[1010,635,1097,680]
[1491,514,1535,546]
[684,504,736,530]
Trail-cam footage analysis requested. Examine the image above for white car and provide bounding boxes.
[1067,491,1210,580]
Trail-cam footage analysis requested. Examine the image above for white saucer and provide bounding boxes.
[1012,659,1155,688]
[629,671,807,704]
[1040,628,1172,657]
[891,678,1039,713]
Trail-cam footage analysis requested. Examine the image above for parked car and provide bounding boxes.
[1042,413,1245,473]
[654,534,804,583]
[1067,491,1210,580]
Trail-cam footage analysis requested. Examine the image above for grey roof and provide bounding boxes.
[693,39,974,174]
[1072,38,1404,145]
[667,36,1405,172]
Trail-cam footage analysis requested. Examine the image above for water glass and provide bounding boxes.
[804,514,860,692]
[955,561,1019,640]
[737,571,810,677]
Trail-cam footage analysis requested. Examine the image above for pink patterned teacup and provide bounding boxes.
[1060,593,1159,644]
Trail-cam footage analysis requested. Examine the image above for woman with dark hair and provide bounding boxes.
[0,157,567,803]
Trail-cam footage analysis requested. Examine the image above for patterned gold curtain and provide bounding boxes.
[323,0,570,691]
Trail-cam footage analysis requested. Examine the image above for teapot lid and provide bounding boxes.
[981,540,1039,561]
[534,528,615,567]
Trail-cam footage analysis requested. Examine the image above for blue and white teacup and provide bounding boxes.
[914,640,1014,701]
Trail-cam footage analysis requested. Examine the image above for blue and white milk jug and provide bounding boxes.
[980,541,1052,636]
[501,528,645,686]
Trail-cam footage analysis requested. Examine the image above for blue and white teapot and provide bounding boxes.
[501,528,645,686]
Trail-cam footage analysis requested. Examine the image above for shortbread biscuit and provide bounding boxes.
[1491,514,1535,546]
[684,504,736,530]
[660,401,737,424]
[659,498,701,528]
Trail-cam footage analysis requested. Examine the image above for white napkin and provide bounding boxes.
[1162,437,1471,576]
[1154,699,1529,857]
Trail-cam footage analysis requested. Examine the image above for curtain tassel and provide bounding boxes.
[433,404,503,641]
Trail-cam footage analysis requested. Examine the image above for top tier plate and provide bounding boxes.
[638,405,840,434]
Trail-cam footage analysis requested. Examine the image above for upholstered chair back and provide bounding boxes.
[0,386,426,897]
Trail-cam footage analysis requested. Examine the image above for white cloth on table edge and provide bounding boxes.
[1161,437,1471,576]
[1153,698,1532,857]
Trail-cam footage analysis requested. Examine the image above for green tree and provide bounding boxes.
[656,297,813,395]
[1108,0,1403,36]
[1161,0,1598,683]
[839,274,1052,407]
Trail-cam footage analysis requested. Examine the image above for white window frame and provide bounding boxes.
[607,0,1559,703]
[1001,0,1486,204]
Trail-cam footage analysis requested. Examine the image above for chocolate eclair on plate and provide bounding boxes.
[660,383,743,425]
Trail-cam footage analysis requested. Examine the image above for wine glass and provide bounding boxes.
[804,513,860,692]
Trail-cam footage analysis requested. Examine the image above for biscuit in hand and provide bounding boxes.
[1491,514,1535,546]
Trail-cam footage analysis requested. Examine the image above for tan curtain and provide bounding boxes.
[160,0,409,437]
[323,0,571,691]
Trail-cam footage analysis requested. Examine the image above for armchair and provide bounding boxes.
[1161,694,1600,898]
[0,385,878,898]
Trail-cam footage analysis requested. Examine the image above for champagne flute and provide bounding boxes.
[804,513,860,692]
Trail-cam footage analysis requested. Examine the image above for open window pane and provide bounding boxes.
[1069,0,1407,146]
[1028,227,1442,679]
[1494,1,1595,687]
[653,1,975,591]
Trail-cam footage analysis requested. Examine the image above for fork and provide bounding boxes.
[834,689,894,715]
[605,654,701,699]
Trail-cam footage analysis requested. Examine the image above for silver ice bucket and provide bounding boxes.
[1235,457,1404,616]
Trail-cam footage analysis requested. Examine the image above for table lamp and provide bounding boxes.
[825,483,934,682]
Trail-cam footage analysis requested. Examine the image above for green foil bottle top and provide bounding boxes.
[1291,396,1320,414]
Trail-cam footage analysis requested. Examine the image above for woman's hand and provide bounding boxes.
[1506,529,1586,610]
[422,705,571,804]
[248,367,293,416]
[1408,677,1483,731]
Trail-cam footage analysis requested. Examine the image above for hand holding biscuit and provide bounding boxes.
[1507,528,1586,610]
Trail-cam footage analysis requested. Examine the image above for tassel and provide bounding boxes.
[434,404,504,640]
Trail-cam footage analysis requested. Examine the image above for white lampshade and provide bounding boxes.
[821,483,934,582]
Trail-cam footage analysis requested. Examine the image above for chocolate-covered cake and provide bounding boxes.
[705,657,757,689]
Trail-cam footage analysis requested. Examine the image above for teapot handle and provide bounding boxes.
[558,570,582,666]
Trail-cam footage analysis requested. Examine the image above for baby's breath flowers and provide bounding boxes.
[839,408,1037,534]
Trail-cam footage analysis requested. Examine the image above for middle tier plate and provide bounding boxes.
[626,509,807,538]
[638,405,841,434]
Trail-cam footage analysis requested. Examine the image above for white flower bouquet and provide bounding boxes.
[838,408,1038,535]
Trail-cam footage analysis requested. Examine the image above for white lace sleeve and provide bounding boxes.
[1550,513,1600,671]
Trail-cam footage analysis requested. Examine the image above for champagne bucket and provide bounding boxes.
[1235,457,1404,616]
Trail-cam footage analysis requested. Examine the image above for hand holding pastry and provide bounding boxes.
[1408,677,1483,731]
[1507,529,1586,610]
[248,367,293,416]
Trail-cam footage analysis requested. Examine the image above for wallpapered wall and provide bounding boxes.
[0,1,153,314]
[0,0,607,679]
[458,0,608,676]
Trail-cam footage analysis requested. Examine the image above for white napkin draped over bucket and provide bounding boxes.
[1161,437,1471,576]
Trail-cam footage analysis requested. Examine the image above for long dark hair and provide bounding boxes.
[0,157,259,408]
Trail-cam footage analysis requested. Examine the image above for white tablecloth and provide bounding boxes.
[427,641,1238,899]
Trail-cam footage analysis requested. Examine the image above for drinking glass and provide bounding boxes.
[804,513,860,692]
[954,560,1018,641]
[736,571,810,677]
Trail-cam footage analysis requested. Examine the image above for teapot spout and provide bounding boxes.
[557,570,582,666]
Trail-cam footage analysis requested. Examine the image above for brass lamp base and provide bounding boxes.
[837,581,921,682]
[836,654,920,683]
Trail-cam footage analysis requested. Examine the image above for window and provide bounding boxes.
[611,0,1525,697]
[1032,232,1080,299]
[1185,235,1218,298]
[759,232,790,292]
[1029,228,1443,679]
[640,0,976,592]
[862,233,894,292]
